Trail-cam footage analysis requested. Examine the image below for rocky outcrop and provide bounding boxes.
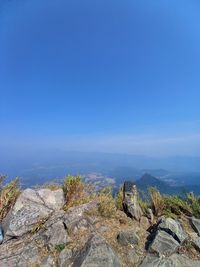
[147,217,188,256]
[1,185,200,267]
[123,181,142,221]
[141,216,199,266]
[3,188,64,238]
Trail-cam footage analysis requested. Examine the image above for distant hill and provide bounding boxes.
[135,173,187,197]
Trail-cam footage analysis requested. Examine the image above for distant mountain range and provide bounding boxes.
[0,150,200,193]
[134,173,200,197]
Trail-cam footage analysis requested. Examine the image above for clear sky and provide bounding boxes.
[0,0,200,156]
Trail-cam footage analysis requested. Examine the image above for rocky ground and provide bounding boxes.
[1,182,200,267]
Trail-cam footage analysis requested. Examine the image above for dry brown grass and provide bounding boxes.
[149,187,165,216]
[63,175,93,210]
[0,176,21,221]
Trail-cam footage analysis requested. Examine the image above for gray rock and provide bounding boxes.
[72,234,122,267]
[127,250,140,266]
[123,181,142,221]
[191,236,200,252]
[98,225,109,234]
[191,217,200,236]
[147,208,154,224]
[3,188,64,238]
[17,243,41,267]
[140,216,150,230]
[148,230,180,256]
[37,188,65,210]
[58,248,73,267]
[40,255,56,267]
[41,221,70,249]
[117,230,139,246]
[158,217,187,243]
[140,253,200,267]
[63,201,97,234]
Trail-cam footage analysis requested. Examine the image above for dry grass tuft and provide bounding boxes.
[149,187,165,217]
[97,187,117,218]
[0,176,21,221]
[63,175,92,209]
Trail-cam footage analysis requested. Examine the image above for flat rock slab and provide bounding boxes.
[158,217,187,243]
[191,217,200,236]
[140,253,200,267]
[3,188,65,237]
[72,234,122,267]
[148,230,180,256]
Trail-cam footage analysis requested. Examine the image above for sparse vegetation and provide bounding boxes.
[137,187,200,219]
[63,175,91,209]
[0,176,21,222]
[115,187,123,211]
[186,192,200,218]
[31,216,49,234]
[138,198,149,216]
[54,243,65,252]
[149,187,165,216]
[97,187,117,218]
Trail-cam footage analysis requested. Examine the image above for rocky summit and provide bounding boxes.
[0,181,200,267]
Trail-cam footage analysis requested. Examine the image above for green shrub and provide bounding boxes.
[54,243,65,252]
[163,195,192,217]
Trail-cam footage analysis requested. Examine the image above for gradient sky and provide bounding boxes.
[0,0,200,156]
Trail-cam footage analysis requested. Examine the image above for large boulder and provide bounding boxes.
[148,230,180,256]
[140,253,200,267]
[3,188,65,238]
[63,201,97,234]
[158,217,187,243]
[72,234,122,267]
[123,181,142,221]
[191,217,200,236]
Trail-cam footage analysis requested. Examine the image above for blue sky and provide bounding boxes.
[0,0,200,156]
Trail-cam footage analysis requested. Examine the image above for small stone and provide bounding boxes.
[140,216,150,230]
[117,230,139,246]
